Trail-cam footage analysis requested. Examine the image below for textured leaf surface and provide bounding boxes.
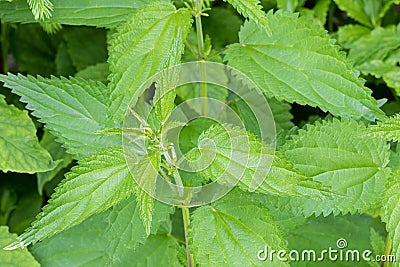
[223,0,271,35]
[382,167,400,265]
[187,123,332,198]
[4,146,134,249]
[0,95,56,173]
[107,2,192,123]
[0,0,165,27]
[190,190,288,266]
[224,11,384,121]
[0,226,40,267]
[368,113,400,142]
[281,119,390,216]
[0,74,119,159]
[132,153,161,236]
[30,195,174,267]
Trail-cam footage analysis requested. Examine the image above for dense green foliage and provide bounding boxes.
[0,0,400,266]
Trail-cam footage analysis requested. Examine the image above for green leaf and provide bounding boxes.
[30,195,174,266]
[132,153,161,236]
[75,62,110,84]
[281,119,390,216]
[0,73,120,159]
[333,0,400,27]
[0,0,166,27]
[3,146,134,249]
[358,60,400,95]
[347,25,400,66]
[63,27,107,71]
[37,130,73,195]
[0,226,40,267]
[224,11,384,121]
[153,31,183,124]
[337,24,371,49]
[0,95,56,174]
[382,166,400,265]
[186,123,332,198]
[190,189,289,266]
[223,0,271,35]
[27,0,53,21]
[368,113,400,142]
[107,2,192,124]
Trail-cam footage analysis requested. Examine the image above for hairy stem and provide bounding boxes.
[182,207,194,267]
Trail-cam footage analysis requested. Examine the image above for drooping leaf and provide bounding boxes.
[186,123,332,198]
[0,95,56,174]
[0,226,40,267]
[36,130,73,195]
[223,0,271,35]
[3,146,134,249]
[347,24,400,66]
[0,0,167,27]
[0,73,120,159]
[190,189,289,266]
[368,113,400,142]
[224,11,384,121]
[30,195,174,267]
[107,2,192,124]
[281,119,390,216]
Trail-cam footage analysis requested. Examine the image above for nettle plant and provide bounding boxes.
[1,0,400,266]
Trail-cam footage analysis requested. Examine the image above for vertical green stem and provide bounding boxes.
[182,206,194,267]
[194,0,207,115]
[382,236,393,267]
[1,22,9,73]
